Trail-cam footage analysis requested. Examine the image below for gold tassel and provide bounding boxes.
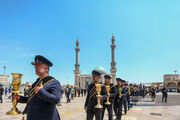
[22,116,25,120]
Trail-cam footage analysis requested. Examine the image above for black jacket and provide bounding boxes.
[84,83,107,112]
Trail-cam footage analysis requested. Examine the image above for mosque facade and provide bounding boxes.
[74,35,117,89]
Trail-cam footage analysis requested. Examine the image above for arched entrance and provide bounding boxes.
[177,82,180,87]
[177,82,180,92]
[166,82,177,92]
[166,82,176,88]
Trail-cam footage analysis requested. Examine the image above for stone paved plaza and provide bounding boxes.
[0,93,180,120]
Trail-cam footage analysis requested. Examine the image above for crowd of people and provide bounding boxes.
[0,55,172,120]
[83,69,152,120]
[0,85,12,103]
[83,69,171,120]
[57,85,87,105]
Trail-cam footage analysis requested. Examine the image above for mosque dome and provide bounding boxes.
[93,66,106,74]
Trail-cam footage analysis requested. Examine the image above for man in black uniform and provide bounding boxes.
[81,88,84,97]
[125,83,130,111]
[131,85,139,103]
[113,78,126,120]
[84,70,107,120]
[161,87,168,103]
[84,89,87,96]
[78,88,80,97]
[102,75,115,120]
[121,80,127,115]
[0,85,3,103]
[128,84,133,109]
[66,86,71,103]
[13,55,62,120]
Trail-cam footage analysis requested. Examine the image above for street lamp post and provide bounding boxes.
[3,66,6,75]
[174,70,177,74]
[174,70,178,92]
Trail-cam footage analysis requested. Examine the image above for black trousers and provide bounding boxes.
[123,100,127,114]
[126,95,130,110]
[0,95,2,103]
[162,95,167,102]
[71,94,74,100]
[113,101,122,120]
[127,97,131,110]
[67,94,71,103]
[86,108,102,120]
[102,104,113,120]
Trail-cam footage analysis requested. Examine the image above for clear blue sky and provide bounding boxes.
[0,0,180,85]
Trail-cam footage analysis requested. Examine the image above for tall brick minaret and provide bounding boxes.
[110,34,117,84]
[74,38,81,86]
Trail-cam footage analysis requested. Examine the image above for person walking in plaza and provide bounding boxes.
[102,75,115,120]
[161,87,168,103]
[81,88,84,97]
[131,85,139,103]
[5,88,8,97]
[66,86,71,103]
[77,88,80,97]
[84,89,87,96]
[84,69,107,120]
[150,87,155,101]
[12,55,62,120]
[8,86,12,99]
[71,86,74,100]
[65,87,67,96]
[74,87,77,97]
[0,85,3,103]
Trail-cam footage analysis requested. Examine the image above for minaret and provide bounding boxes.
[74,38,81,86]
[110,34,117,84]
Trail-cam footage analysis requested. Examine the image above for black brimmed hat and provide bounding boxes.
[92,70,102,76]
[31,55,53,67]
[116,78,123,82]
[104,75,111,79]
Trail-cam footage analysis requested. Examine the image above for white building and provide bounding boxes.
[0,75,10,85]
